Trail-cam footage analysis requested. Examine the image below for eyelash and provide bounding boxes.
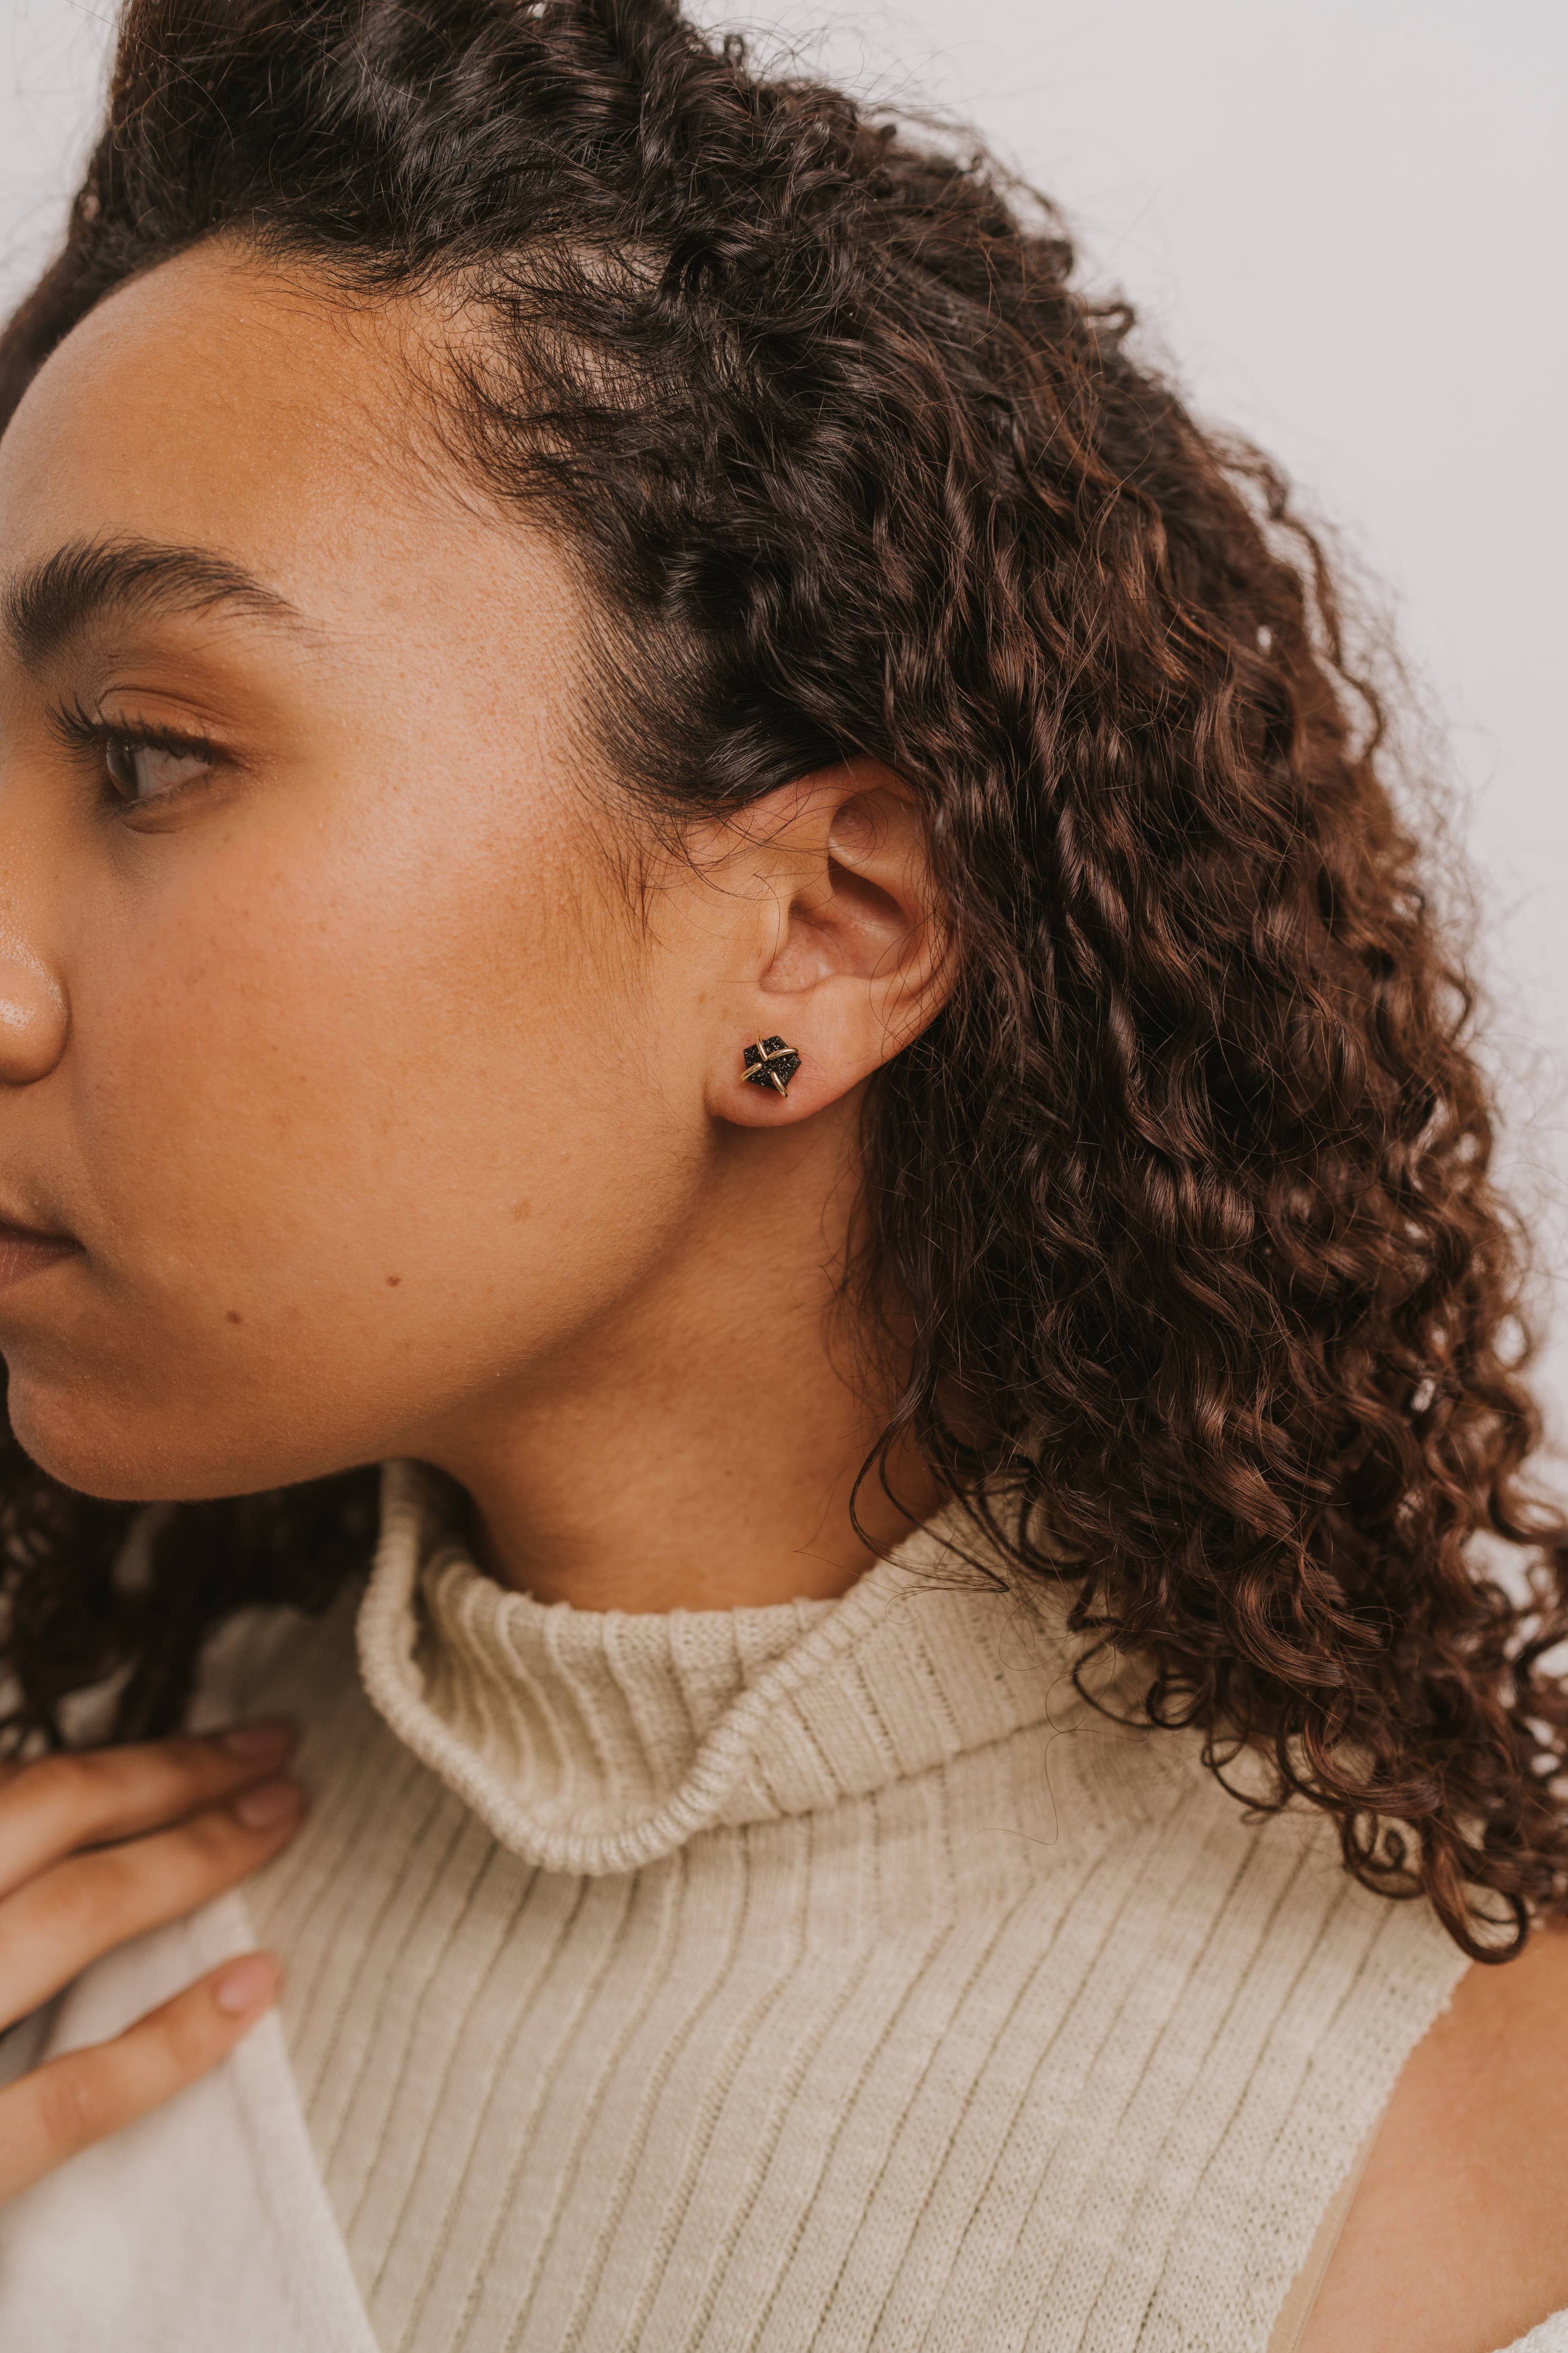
[46,693,225,813]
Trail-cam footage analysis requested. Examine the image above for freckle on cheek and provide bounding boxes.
[386,1274,402,1287]
[226,1311,243,1326]
[511,1200,532,1222]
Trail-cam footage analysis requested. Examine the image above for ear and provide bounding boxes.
[700,758,953,1128]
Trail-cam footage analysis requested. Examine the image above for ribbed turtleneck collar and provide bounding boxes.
[356,1459,1069,1876]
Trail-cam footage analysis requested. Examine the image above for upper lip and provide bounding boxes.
[0,1202,76,1245]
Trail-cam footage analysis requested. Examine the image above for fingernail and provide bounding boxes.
[218,1717,297,1760]
[214,1953,278,2017]
[232,1776,302,1829]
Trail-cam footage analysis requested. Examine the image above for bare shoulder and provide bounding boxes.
[1300,1921,1568,2353]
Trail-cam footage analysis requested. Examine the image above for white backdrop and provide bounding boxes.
[3,0,1566,1416]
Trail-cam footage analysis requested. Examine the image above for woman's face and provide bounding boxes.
[0,243,825,1502]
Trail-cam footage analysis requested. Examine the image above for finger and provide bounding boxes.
[0,1779,304,2031]
[0,1722,298,1894]
[0,1950,279,2204]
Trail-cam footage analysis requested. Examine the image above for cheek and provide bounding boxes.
[17,808,698,1497]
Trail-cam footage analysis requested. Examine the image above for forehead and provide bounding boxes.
[0,245,502,628]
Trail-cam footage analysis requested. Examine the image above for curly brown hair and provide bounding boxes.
[2,0,1564,1962]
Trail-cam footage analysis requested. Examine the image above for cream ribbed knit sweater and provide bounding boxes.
[194,1459,1473,2353]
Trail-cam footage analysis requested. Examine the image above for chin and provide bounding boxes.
[9,1360,390,1505]
[4,1380,159,1500]
[4,1368,250,1504]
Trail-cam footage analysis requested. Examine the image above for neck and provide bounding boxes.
[412,1118,942,1612]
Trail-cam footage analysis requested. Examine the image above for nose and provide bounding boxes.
[0,948,68,1084]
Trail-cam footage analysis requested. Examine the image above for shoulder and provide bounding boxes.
[1302,1921,1568,2353]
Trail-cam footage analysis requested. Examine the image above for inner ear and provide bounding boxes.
[777,784,929,980]
[763,854,913,993]
[810,853,905,937]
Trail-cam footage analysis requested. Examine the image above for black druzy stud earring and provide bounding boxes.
[742,1036,802,1098]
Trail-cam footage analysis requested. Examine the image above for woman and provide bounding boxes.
[0,1,1563,2346]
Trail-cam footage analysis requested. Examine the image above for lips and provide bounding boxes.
[0,1215,80,1290]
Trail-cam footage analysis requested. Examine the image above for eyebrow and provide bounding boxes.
[2,536,309,665]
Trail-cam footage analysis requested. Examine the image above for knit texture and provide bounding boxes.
[197,1459,1472,2353]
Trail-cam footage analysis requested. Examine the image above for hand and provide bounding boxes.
[0,1719,304,2201]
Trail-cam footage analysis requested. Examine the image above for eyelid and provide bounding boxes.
[44,692,224,762]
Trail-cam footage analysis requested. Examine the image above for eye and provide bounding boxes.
[103,733,215,806]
